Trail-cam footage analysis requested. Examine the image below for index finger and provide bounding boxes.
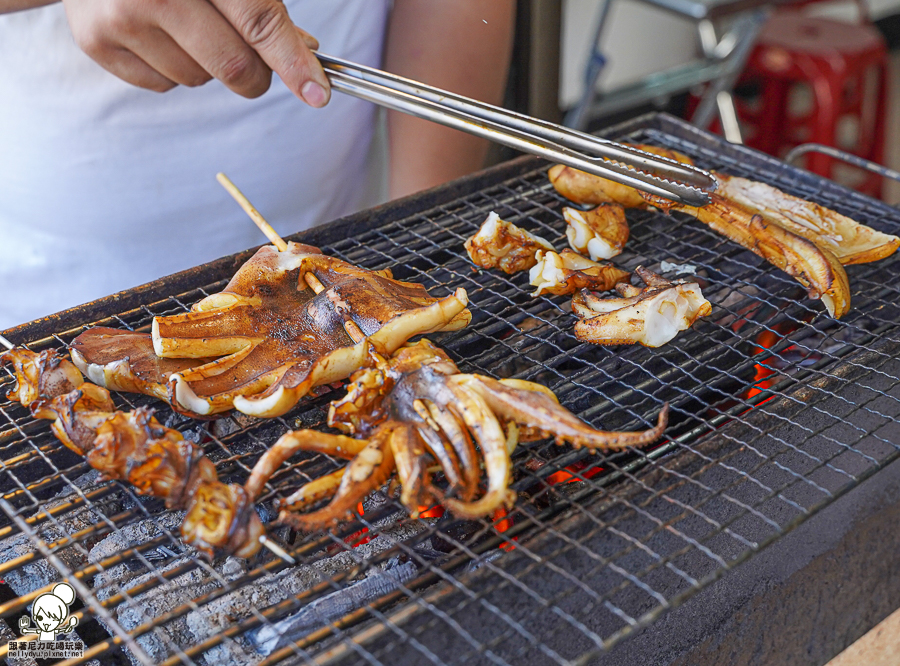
[210,0,331,107]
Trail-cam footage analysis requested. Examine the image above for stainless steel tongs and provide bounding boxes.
[316,52,716,207]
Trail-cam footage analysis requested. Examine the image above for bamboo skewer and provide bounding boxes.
[216,173,367,345]
[216,172,288,252]
[302,273,366,344]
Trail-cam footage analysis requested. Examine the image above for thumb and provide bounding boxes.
[211,0,331,107]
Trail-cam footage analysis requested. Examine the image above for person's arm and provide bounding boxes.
[384,0,516,199]
[0,0,56,12]
[7,0,331,106]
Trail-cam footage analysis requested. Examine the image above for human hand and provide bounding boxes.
[62,0,331,106]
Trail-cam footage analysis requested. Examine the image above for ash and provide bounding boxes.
[88,513,429,665]
[0,470,114,595]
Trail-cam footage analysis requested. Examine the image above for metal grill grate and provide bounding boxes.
[3,113,900,666]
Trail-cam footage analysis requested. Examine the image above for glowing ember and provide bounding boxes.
[743,320,808,405]
[545,461,605,486]
[493,508,516,551]
[417,505,445,519]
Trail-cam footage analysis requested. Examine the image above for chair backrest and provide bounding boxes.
[776,0,870,24]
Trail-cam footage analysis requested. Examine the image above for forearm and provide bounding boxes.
[385,0,515,199]
[0,0,57,13]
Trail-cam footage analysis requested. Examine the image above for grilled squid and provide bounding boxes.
[529,249,630,297]
[714,174,900,265]
[548,152,893,320]
[564,204,629,260]
[573,267,711,347]
[650,196,851,319]
[246,339,669,530]
[549,144,694,208]
[69,243,471,418]
[7,348,263,558]
[2,348,84,407]
[465,211,555,273]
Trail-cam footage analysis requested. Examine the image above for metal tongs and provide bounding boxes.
[316,52,716,207]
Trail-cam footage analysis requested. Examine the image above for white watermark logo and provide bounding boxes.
[8,582,84,660]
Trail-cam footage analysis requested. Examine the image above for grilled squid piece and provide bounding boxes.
[465,211,555,273]
[549,144,694,208]
[564,205,629,260]
[714,174,900,265]
[31,384,115,454]
[246,339,668,527]
[70,243,471,418]
[573,267,711,347]
[651,195,851,319]
[529,249,630,296]
[181,481,265,559]
[1,348,84,408]
[550,157,855,318]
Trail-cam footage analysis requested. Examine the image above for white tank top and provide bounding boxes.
[0,0,390,329]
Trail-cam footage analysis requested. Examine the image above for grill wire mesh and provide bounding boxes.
[3,114,900,666]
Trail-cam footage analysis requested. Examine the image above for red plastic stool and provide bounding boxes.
[735,13,889,197]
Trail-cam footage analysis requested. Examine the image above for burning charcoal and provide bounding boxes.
[220,556,246,581]
[211,416,242,439]
[362,490,391,512]
[409,542,447,561]
[0,617,37,666]
[90,512,184,583]
[248,560,417,656]
[87,519,428,666]
[185,522,429,663]
[465,549,504,572]
[89,513,194,665]
[100,559,223,666]
[0,470,113,595]
[160,409,194,430]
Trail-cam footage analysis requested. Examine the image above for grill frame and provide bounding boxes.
[3,112,900,666]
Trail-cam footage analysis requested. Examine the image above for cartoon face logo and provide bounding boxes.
[19,582,79,641]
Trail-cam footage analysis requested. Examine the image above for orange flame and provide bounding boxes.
[344,502,370,547]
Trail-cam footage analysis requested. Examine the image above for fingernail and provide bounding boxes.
[301,81,328,108]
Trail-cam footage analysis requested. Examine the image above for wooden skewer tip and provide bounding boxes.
[259,535,296,565]
[216,172,288,252]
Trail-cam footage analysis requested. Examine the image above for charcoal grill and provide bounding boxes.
[3,113,900,666]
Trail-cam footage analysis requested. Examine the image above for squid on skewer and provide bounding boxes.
[71,242,471,418]
[3,348,263,558]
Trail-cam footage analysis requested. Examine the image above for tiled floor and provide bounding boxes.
[826,604,900,665]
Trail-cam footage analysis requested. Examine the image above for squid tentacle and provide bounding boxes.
[245,430,368,501]
[414,423,467,500]
[463,375,669,451]
[276,426,397,532]
[423,399,480,502]
[440,384,515,519]
[388,424,433,513]
[278,468,345,512]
